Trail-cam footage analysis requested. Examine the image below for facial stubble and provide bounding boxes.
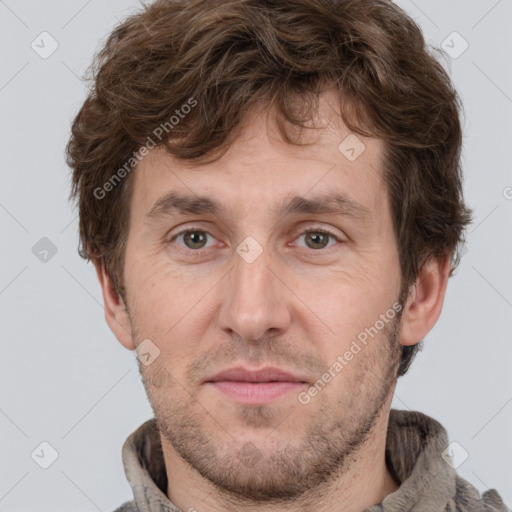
[132,308,403,507]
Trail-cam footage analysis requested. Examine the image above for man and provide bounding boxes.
[65,0,509,510]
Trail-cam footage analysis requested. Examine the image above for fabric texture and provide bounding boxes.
[112,409,509,512]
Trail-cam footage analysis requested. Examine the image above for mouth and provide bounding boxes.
[204,366,308,404]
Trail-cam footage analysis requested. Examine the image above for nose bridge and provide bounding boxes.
[218,238,290,341]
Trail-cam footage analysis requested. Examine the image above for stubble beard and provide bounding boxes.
[133,309,403,507]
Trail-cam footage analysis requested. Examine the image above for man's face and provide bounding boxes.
[121,94,404,502]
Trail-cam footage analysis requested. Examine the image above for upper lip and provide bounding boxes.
[204,366,307,383]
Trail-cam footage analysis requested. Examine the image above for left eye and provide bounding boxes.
[172,228,339,251]
[294,229,339,250]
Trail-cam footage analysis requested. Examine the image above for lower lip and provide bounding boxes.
[208,381,306,404]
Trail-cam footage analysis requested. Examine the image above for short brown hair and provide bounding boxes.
[65,0,472,377]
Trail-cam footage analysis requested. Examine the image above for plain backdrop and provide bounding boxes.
[0,0,511,510]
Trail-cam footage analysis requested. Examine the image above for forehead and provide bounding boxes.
[130,93,387,221]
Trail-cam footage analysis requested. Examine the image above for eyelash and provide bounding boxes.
[168,226,342,257]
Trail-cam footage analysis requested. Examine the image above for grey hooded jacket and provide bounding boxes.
[113,409,509,512]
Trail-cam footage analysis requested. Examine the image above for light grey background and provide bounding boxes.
[0,1,511,510]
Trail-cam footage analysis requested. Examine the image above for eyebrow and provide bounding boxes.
[145,191,371,223]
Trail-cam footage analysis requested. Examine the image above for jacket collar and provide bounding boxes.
[120,409,504,512]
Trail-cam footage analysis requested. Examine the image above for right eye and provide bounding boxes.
[171,228,217,251]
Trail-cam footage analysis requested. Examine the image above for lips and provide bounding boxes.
[204,366,308,404]
[205,366,307,384]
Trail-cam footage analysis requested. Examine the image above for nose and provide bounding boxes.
[217,242,291,344]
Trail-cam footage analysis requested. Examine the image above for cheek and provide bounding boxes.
[126,261,217,355]
[295,258,399,347]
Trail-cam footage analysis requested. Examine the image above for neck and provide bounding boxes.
[161,399,400,512]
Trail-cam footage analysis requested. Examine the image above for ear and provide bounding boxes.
[400,253,452,347]
[93,259,135,350]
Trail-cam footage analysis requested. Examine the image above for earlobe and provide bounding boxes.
[399,253,452,347]
[93,260,136,351]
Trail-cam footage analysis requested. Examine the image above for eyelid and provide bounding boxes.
[290,227,344,254]
[169,226,219,251]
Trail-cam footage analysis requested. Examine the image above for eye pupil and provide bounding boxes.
[306,232,329,249]
[184,231,206,249]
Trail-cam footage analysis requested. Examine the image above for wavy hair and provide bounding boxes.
[65,0,472,376]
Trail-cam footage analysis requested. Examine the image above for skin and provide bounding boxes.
[95,91,451,512]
